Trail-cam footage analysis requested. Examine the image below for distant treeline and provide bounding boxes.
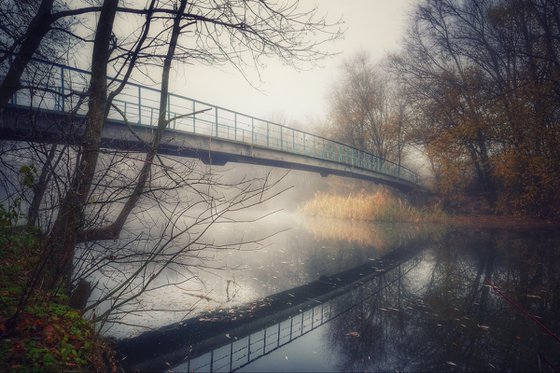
[323,0,560,219]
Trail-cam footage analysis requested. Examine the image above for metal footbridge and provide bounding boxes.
[0,58,420,190]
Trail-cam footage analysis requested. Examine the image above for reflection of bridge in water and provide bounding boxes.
[117,243,424,371]
[1,58,421,191]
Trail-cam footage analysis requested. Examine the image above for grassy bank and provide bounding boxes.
[0,229,115,372]
[299,189,447,223]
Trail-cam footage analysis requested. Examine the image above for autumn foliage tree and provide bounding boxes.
[391,0,560,218]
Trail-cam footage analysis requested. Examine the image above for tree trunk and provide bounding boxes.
[0,0,54,110]
[44,0,119,290]
[78,0,187,243]
[27,143,58,229]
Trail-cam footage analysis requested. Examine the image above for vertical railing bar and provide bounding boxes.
[277,322,281,346]
[229,342,233,371]
[251,117,254,145]
[60,66,65,111]
[167,93,171,122]
[215,107,218,137]
[266,121,270,147]
[234,112,237,141]
[311,307,315,329]
[289,316,293,340]
[210,350,214,373]
[138,85,142,124]
[192,100,196,132]
[248,334,252,363]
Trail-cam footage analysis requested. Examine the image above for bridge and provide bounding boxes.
[0,58,420,190]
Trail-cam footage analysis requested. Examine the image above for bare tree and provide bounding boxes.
[1,0,342,332]
[325,52,410,165]
[390,0,560,216]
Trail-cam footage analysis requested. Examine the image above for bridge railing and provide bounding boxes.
[2,57,419,185]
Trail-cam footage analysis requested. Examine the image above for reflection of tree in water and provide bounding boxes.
[326,229,560,372]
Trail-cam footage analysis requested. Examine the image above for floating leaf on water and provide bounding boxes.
[526,294,541,299]
[346,331,360,337]
[225,333,231,339]
[477,324,490,330]
[436,324,442,327]
[446,361,457,367]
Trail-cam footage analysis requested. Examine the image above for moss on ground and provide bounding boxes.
[0,228,116,372]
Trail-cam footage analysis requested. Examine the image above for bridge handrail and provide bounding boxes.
[1,54,419,185]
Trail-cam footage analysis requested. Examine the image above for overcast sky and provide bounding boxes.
[169,0,419,129]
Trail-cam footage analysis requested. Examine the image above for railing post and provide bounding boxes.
[215,107,219,137]
[251,117,255,145]
[234,113,237,141]
[192,101,196,132]
[167,94,171,122]
[313,136,316,156]
[138,86,142,124]
[280,127,283,150]
[303,133,306,155]
[59,66,65,111]
[9,54,17,105]
[229,343,233,372]
[266,122,269,147]
[245,334,250,362]
[292,129,295,152]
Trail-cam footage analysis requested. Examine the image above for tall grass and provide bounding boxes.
[299,189,447,223]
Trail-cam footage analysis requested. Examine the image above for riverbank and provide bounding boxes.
[0,229,116,372]
[445,214,560,229]
[299,190,559,229]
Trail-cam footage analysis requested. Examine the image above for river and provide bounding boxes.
[109,211,560,372]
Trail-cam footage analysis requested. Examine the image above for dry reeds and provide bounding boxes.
[299,189,447,223]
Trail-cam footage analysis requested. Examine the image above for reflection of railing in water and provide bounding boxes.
[184,303,332,372]
[175,257,420,372]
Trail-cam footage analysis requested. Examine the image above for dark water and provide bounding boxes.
[119,221,560,372]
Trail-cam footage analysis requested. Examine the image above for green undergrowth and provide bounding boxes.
[0,224,115,372]
[300,189,448,223]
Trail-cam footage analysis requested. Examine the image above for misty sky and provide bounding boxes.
[169,0,419,129]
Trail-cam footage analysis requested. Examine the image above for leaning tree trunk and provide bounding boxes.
[0,0,54,111]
